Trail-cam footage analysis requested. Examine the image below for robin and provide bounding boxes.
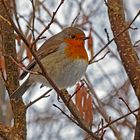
[11,27,89,98]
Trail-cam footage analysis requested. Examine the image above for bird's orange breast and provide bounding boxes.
[64,39,88,61]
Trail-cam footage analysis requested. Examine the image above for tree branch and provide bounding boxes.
[89,10,140,64]
[1,0,100,139]
[108,0,140,139]
[0,0,26,139]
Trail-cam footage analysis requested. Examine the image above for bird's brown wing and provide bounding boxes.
[20,38,64,80]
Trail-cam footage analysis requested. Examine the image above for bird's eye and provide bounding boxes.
[71,35,76,39]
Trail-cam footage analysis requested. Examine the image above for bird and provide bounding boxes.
[11,27,89,99]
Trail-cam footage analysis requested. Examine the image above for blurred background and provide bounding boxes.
[0,0,140,139]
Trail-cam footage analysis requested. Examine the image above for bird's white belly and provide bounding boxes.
[29,52,88,89]
[52,58,88,88]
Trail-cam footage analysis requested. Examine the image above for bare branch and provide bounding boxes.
[53,104,79,126]
[90,51,110,64]
[26,89,52,109]
[32,0,64,45]
[119,97,137,119]
[89,10,140,64]
[95,107,139,134]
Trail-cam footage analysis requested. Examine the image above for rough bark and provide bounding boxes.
[108,0,140,140]
[0,0,26,139]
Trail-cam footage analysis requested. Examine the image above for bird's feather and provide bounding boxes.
[20,36,64,80]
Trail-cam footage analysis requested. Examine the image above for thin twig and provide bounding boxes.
[84,75,125,138]
[2,0,63,96]
[32,0,64,46]
[68,82,85,102]
[104,0,109,7]
[100,130,106,140]
[94,107,139,134]
[104,28,110,42]
[90,51,110,64]
[26,89,52,109]
[12,0,22,32]
[119,97,137,119]
[30,0,36,41]
[89,10,140,64]
[134,40,140,48]
[2,53,39,75]
[71,12,80,26]
[53,104,79,126]
[39,1,63,29]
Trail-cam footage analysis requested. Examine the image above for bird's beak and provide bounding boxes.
[83,37,90,40]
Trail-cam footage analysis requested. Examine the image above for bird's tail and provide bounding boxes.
[10,79,31,99]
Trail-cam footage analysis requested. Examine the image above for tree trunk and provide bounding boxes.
[108,0,140,139]
[0,0,26,139]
